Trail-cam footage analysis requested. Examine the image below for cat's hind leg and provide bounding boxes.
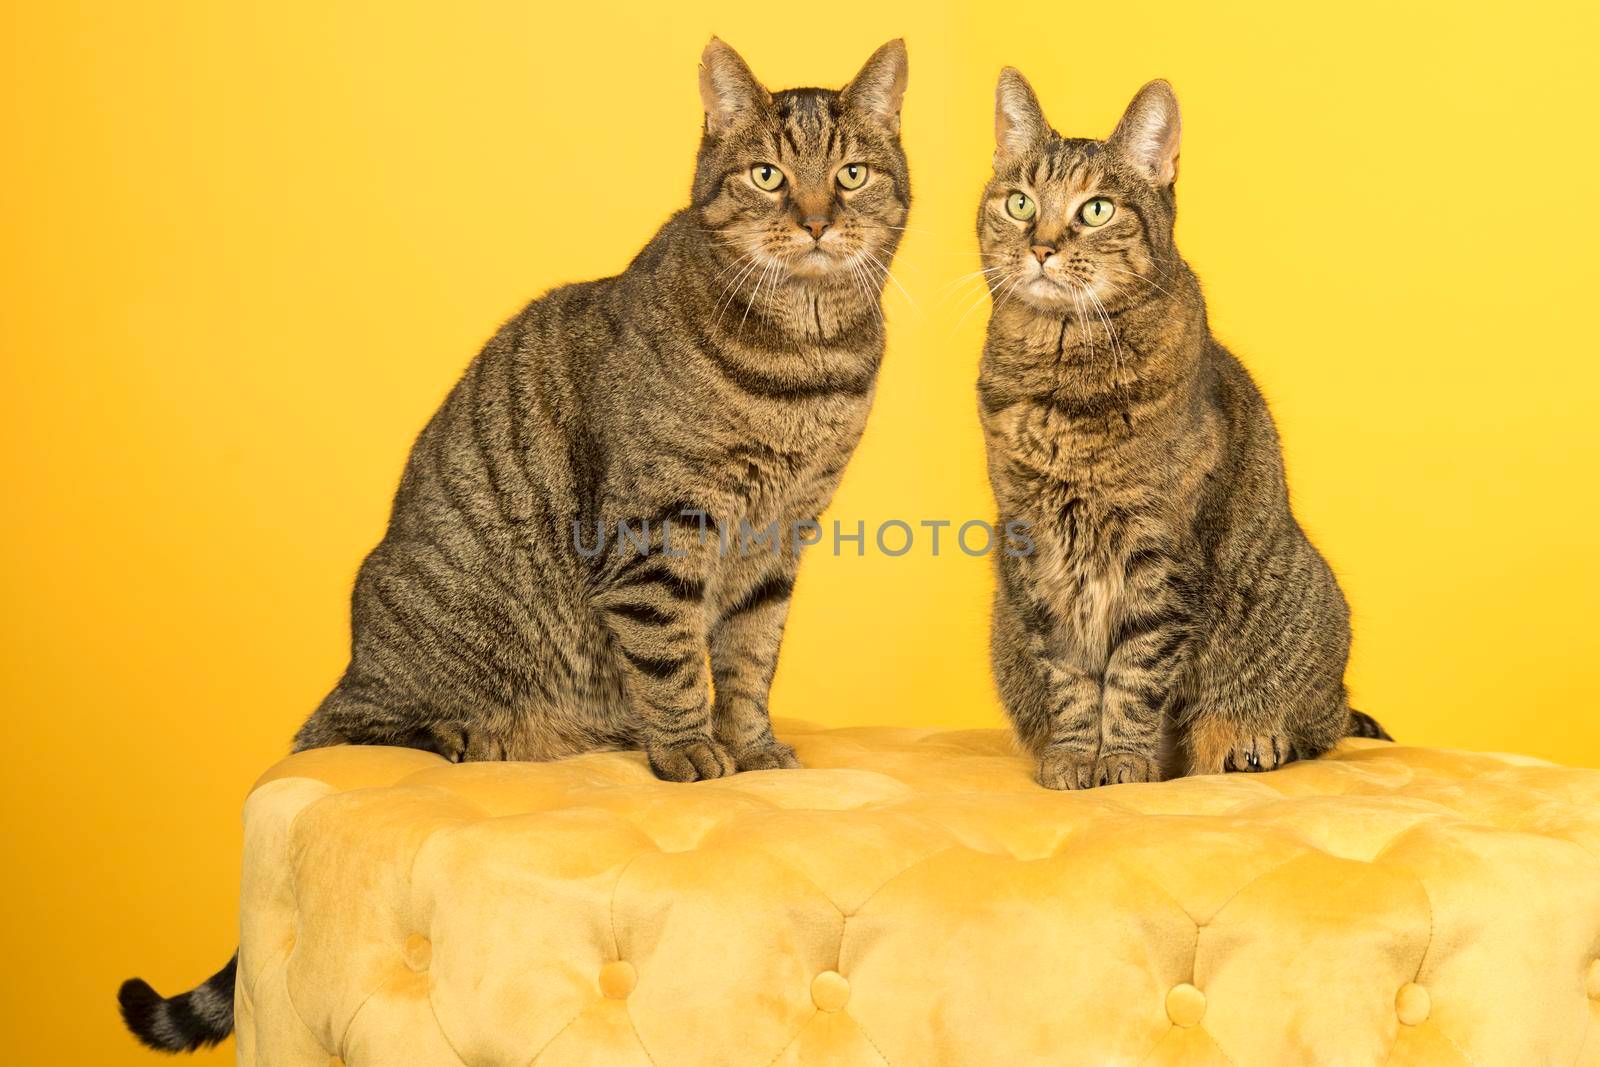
[294,685,512,761]
[1183,713,1301,775]
[1180,685,1351,775]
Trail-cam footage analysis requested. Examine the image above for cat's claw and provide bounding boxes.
[1219,734,1295,773]
[1193,733,1297,774]
[1093,751,1161,786]
[1188,718,1301,776]
[1037,746,1098,790]
[731,741,802,772]
[646,738,736,782]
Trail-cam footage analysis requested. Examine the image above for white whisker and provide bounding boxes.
[859,250,918,313]
[715,254,766,329]
[1100,264,1175,299]
[937,265,1008,302]
[993,267,1030,315]
[1085,287,1123,383]
[1069,283,1091,364]
[739,258,778,334]
[952,277,997,327]
[961,268,1022,328]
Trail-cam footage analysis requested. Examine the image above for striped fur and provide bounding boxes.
[290,37,908,774]
[977,72,1387,789]
[118,955,235,1052]
[120,40,909,1052]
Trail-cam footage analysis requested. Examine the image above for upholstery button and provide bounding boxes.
[811,970,851,1012]
[1165,983,1205,1027]
[403,934,431,972]
[1586,960,1600,999]
[599,960,637,999]
[1396,983,1430,1025]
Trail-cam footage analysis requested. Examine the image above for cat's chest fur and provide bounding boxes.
[724,393,869,526]
[993,401,1176,674]
[706,330,877,509]
[1023,476,1135,674]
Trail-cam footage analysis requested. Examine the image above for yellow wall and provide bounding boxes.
[3,1,1596,1061]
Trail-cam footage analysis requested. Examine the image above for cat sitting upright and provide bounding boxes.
[975,70,1387,789]
[293,37,911,779]
[120,38,911,1055]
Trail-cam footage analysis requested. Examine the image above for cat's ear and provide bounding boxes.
[995,68,1050,164]
[841,39,908,133]
[699,38,768,136]
[1108,80,1181,186]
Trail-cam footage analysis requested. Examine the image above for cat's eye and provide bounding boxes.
[750,164,785,192]
[1079,197,1115,226]
[1005,192,1036,221]
[836,163,869,190]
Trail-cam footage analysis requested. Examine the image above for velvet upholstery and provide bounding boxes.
[235,721,1600,1065]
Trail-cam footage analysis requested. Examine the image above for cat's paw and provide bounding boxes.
[1219,734,1295,773]
[423,723,507,763]
[1036,746,1099,790]
[1093,750,1161,786]
[646,738,736,782]
[1189,721,1296,775]
[731,741,802,772]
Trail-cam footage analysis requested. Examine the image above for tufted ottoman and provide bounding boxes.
[236,721,1600,1066]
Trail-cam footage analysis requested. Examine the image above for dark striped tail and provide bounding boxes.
[1348,709,1393,741]
[118,952,237,1053]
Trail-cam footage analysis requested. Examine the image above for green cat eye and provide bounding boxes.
[837,163,869,190]
[1079,197,1115,226]
[750,164,785,192]
[1005,192,1036,221]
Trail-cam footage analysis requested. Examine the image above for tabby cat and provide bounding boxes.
[120,38,910,1052]
[976,70,1387,790]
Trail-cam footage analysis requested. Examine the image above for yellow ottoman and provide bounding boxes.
[235,722,1600,1066]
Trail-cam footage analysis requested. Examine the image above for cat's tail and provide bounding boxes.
[1347,709,1393,741]
[118,952,236,1052]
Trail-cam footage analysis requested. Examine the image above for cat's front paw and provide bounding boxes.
[1037,746,1098,790]
[646,738,736,782]
[1094,750,1161,786]
[730,741,802,772]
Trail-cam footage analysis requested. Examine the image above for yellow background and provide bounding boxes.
[3,1,1596,1061]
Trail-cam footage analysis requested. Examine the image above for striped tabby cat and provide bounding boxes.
[120,38,910,1052]
[976,70,1387,790]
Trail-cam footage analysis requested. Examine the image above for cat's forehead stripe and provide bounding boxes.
[773,90,846,160]
[1042,141,1102,186]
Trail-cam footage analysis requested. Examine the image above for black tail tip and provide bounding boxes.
[121,976,223,1053]
[118,978,169,1050]
[1349,710,1393,742]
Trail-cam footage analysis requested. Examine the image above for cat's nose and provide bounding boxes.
[1031,244,1056,264]
[802,217,832,240]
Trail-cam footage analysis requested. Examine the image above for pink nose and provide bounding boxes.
[803,217,831,239]
[1031,244,1056,264]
